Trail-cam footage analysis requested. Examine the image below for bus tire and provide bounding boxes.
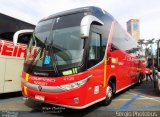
[101,82,113,106]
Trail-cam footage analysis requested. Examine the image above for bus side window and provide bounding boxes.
[18,34,31,45]
[88,32,101,67]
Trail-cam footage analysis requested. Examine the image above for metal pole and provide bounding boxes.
[152,56,156,88]
[151,44,156,88]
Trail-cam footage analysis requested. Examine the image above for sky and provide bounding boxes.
[0,0,160,40]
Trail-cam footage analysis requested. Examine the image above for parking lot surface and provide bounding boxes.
[0,80,160,117]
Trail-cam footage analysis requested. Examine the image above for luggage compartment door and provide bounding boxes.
[0,57,6,93]
[3,58,24,93]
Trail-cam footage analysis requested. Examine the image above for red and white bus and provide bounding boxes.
[13,7,144,109]
[0,13,35,93]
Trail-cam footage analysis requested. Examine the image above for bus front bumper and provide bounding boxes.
[21,82,105,109]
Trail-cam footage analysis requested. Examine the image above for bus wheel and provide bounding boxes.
[102,82,113,106]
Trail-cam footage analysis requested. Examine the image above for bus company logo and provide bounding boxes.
[38,85,42,91]
[33,72,49,76]
[31,76,56,83]
[123,55,139,62]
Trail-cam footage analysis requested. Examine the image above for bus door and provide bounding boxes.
[86,25,105,99]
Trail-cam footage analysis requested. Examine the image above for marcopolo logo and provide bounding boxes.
[33,72,49,76]
[38,85,42,91]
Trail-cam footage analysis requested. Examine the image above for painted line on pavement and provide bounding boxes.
[126,91,160,103]
[119,93,142,110]
[94,106,160,112]
[140,95,160,103]
[112,98,156,101]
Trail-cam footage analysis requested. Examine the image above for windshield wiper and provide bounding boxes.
[28,33,42,72]
[27,33,59,75]
[48,40,59,75]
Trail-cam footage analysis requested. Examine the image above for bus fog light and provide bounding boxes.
[73,97,79,104]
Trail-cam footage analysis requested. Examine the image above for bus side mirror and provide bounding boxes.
[80,15,104,39]
[13,29,34,46]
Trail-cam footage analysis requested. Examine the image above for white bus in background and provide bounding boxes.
[0,13,35,93]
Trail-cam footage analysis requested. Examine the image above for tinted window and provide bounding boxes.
[35,19,55,42]
[26,13,85,69]
[89,32,101,60]
[35,19,54,33]
[112,22,139,56]
[17,34,32,44]
[53,13,85,30]
[88,32,101,68]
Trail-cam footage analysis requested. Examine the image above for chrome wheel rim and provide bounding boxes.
[139,79,141,83]
[107,85,112,99]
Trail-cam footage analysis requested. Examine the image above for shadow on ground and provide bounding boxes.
[0,91,22,99]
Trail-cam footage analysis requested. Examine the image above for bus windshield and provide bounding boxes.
[25,13,85,73]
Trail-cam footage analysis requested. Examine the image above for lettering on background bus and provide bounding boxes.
[123,55,139,62]
[13,46,18,56]
[2,43,14,56]
[17,47,27,57]
[0,43,2,53]
[0,39,27,58]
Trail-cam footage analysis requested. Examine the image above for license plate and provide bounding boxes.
[35,95,45,101]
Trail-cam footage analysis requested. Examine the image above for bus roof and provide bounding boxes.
[40,6,113,22]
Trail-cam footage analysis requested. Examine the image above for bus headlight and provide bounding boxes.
[60,75,92,90]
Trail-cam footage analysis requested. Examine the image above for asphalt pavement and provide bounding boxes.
[0,79,160,117]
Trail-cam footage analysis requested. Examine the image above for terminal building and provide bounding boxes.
[126,19,140,42]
